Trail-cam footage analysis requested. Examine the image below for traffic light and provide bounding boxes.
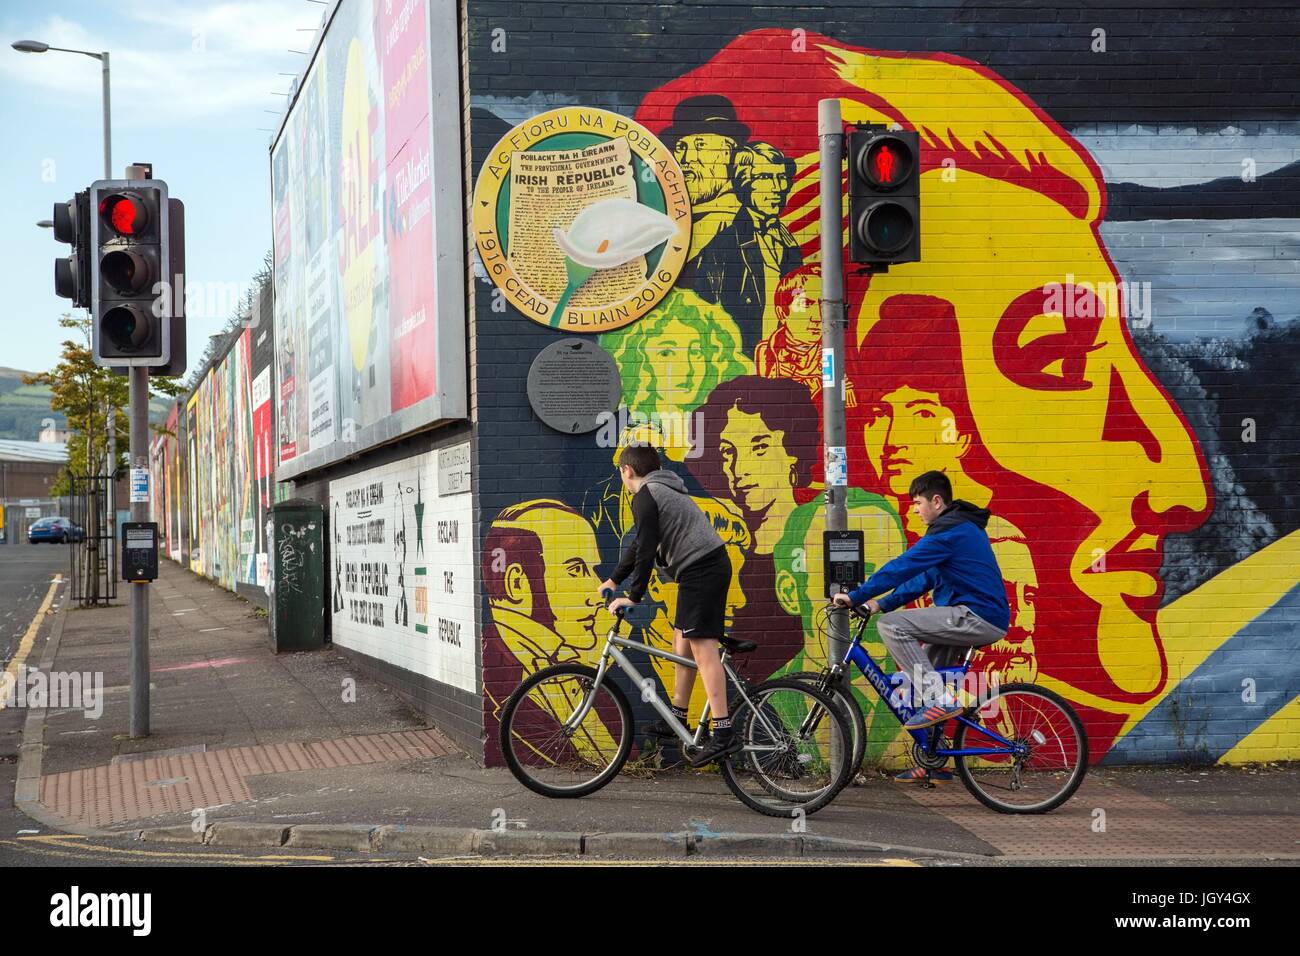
[848,128,920,266]
[89,179,172,366]
[52,190,90,308]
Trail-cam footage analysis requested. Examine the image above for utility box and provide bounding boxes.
[267,499,326,652]
[121,521,159,582]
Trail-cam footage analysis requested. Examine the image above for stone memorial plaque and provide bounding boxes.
[526,339,622,434]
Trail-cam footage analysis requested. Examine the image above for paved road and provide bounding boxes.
[0,542,67,665]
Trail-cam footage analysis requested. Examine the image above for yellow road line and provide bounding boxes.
[1,573,62,710]
[4,836,331,864]
[0,838,284,866]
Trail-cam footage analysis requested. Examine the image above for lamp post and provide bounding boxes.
[11,40,111,177]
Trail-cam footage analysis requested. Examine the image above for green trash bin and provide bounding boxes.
[268,498,326,652]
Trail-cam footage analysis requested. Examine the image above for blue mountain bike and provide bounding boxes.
[809,603,1088,813]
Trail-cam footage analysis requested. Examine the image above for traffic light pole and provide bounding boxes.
[818,100,851,681]
[126,162,149,738]
[100,51,111,178]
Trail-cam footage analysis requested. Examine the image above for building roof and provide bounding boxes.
[0,440,68,463]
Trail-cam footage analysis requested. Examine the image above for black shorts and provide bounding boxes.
[672,546,731,639]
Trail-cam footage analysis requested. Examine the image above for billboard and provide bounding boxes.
[270,0,466,480]
[329,444,477,693]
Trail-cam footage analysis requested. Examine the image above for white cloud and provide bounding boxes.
[1,4,316,122]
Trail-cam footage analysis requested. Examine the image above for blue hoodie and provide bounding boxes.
[846,500,1010,632]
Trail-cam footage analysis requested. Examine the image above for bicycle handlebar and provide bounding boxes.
[827,597,873,620]
[600,588,626,619]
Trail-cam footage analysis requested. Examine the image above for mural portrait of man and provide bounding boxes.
[481,499,616,765]
[772,489,908,762]
[695,142,803,349]
[483,499,605,670]
[659,94,750,267]
[976,517,1042,686]
[755,264,857,408]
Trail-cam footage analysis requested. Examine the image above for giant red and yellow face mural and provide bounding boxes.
[478,29,1293,766]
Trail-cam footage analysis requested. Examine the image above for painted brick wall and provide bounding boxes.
[466,1,1300,767]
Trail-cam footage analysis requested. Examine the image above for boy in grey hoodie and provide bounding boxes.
[600,445,740,765]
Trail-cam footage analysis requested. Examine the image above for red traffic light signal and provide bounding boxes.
[858,136,915,190]
[848,128,921,266]
[98,193,149,235]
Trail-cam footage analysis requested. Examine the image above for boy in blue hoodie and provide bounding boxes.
[832,471,1009,745]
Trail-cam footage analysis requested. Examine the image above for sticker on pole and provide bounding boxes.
[825,445,848,487]
[822,348,835,387]
[130,468,150,503]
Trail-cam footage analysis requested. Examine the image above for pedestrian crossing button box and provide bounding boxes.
[824,530,865,598]
[121,521,159,582]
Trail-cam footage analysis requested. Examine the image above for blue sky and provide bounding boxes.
[0,0,321,375]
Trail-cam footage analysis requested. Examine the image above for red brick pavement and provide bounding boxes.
[901,773,1299,859]
[40,728,458,829]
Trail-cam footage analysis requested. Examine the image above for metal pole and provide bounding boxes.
[818,99,851,672]
[129,367,148,735]
[100,51,111,177]
[127,162,149,737]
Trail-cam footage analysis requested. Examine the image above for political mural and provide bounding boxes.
[475,27,1300,768]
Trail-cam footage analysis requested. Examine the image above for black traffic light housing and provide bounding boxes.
[106,199,186,379]
[848,127,921,267]
[89,178,172,366]
[52,190,91,308]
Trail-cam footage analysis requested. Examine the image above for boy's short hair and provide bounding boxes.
[908,470,952,504]
[618,444,662,477]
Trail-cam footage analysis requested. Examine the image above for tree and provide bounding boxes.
[23,313,183,495]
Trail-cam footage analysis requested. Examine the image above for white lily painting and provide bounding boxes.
[550,198,677,325]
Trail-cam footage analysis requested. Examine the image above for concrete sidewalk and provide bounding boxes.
[11,561,1300,863]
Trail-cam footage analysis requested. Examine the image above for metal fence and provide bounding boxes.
[69,474,117,605]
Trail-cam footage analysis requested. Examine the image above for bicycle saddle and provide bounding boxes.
[719,636,757,654]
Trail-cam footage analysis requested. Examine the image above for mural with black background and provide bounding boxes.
[468,0,1300,766]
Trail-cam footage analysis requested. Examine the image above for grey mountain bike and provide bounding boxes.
[499,601,855,817]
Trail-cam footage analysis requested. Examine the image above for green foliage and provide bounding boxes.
[22,314,184,495]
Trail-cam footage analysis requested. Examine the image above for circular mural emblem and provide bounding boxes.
[472,106,692,333]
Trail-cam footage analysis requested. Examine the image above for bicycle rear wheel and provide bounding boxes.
[499,663,634,798]
[784,670,867,778]
[952,683,1088,813]
[720,678,854,818]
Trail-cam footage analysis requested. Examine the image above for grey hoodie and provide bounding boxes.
[612,469,725,602]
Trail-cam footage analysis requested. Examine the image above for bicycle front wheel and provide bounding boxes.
[953,683,1088,813]
[499,663,634,798]
[784,670,867,779]
[720,678,854,818]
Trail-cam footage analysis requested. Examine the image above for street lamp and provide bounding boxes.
[11,40,111,177]
[37,219,54,228]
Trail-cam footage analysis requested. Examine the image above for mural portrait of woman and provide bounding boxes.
[637,29,1217,753]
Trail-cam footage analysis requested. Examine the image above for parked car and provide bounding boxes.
[27,517,85,544]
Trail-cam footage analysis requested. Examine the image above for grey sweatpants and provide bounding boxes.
[876,605,1007,706]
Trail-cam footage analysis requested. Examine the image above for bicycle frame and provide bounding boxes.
[835,612,1028,760]
[565,612,790,755]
